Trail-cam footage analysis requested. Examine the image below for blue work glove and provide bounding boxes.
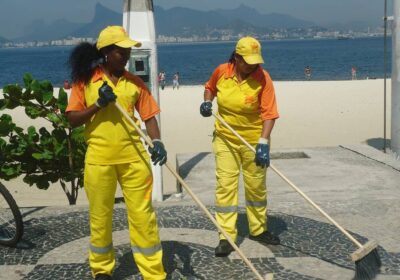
[200,101,212,117]
[96,81,117,108]
[255,138,270,168]
[149,139,167,166]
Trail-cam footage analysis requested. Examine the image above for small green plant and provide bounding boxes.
[0,73,86,205]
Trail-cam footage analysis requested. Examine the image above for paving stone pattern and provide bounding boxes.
[1,205,399,279]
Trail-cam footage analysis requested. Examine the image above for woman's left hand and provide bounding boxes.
[255,143,270,168]
[149,140,167,166]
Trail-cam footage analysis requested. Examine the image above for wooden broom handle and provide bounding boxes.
[213,112,363,248]
[114,102,273,280]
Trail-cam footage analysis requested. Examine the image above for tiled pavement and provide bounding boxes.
[1,145,400,280]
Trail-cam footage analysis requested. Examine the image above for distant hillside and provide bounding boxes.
[16,3,120,42]
[154,5,315,37]
[71,3,122,38]
[18,19,84,42]
[214,5,314,29]
[15,3,319,42]
[154,6,227,36]
[324,19,382,31]
[0,36,9,43]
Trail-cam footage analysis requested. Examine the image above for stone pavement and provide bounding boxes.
[1,145,400,280]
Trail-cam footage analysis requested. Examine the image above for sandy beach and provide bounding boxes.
[0,79,392,206]
[159,79,391,151]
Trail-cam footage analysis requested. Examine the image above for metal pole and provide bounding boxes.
[384,0,388,153]
[392,0,400,157]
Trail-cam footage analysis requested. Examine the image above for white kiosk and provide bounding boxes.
[123,0,163,201]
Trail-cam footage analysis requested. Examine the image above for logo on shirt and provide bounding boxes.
[127,103,134,114]
[244,95,256,105]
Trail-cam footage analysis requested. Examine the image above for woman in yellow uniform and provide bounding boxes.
[200,36,280,257]
[66,26,167,280]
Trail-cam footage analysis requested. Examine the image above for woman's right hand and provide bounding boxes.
[200,101,212,117]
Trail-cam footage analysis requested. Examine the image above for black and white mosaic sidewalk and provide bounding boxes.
[2,145,400,280]
[1,205,399,280]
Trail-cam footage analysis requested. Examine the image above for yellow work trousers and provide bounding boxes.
[84,159,166,280]
[213,134,268,241]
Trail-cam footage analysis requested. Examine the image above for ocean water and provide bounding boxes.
[0,37,391,87]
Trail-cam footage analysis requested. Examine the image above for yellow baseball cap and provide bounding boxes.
[96,25,141,50]
[235,36,264,65]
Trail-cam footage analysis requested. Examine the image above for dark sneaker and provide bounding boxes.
[215,239,235,257]
[95,274,112,280]
[249,231,280,245]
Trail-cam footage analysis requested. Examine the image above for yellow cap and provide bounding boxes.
[235,36,264,65]
[96,26,141,50]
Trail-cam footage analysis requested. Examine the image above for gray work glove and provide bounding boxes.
[255,138,270,168]
[200,101,212,117]
[148,139,167,166]
[96,81,117,108]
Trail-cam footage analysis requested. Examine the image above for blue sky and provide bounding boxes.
[0,0,390,39]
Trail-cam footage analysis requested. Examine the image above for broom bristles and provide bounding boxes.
[354,248,381,280]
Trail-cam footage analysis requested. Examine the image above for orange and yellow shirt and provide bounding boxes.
[205,63,279,144]
[66,68,160,164]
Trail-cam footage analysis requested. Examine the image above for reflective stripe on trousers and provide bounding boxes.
[215,205,238,213]
[131,243,162,256]
[246,200,267,208]
[90,243,113,254]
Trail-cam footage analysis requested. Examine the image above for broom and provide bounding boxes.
[213,112,381,280]
[114,102,274,280]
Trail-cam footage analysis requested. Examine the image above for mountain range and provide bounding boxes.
[18,4,121,42]
[14,3,317,42]
[154,4,315,36]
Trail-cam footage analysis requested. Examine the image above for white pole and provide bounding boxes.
[392,0,400,157]
[123,0,163,201]
[384,0,388,152]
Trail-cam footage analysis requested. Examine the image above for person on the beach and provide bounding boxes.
[199,36,280,257]
[351,66,357,80]
[304,65,312,80]
[158,70,166,90]
[66,25,167,280]
[63,79,71,90]
[172,72,179,90]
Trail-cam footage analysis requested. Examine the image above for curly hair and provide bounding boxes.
[68,42,104,85]
[228,51,237,64]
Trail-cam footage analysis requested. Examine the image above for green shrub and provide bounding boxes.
[0,74,86,205]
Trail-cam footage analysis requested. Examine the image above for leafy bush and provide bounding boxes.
[0,74,86,205]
